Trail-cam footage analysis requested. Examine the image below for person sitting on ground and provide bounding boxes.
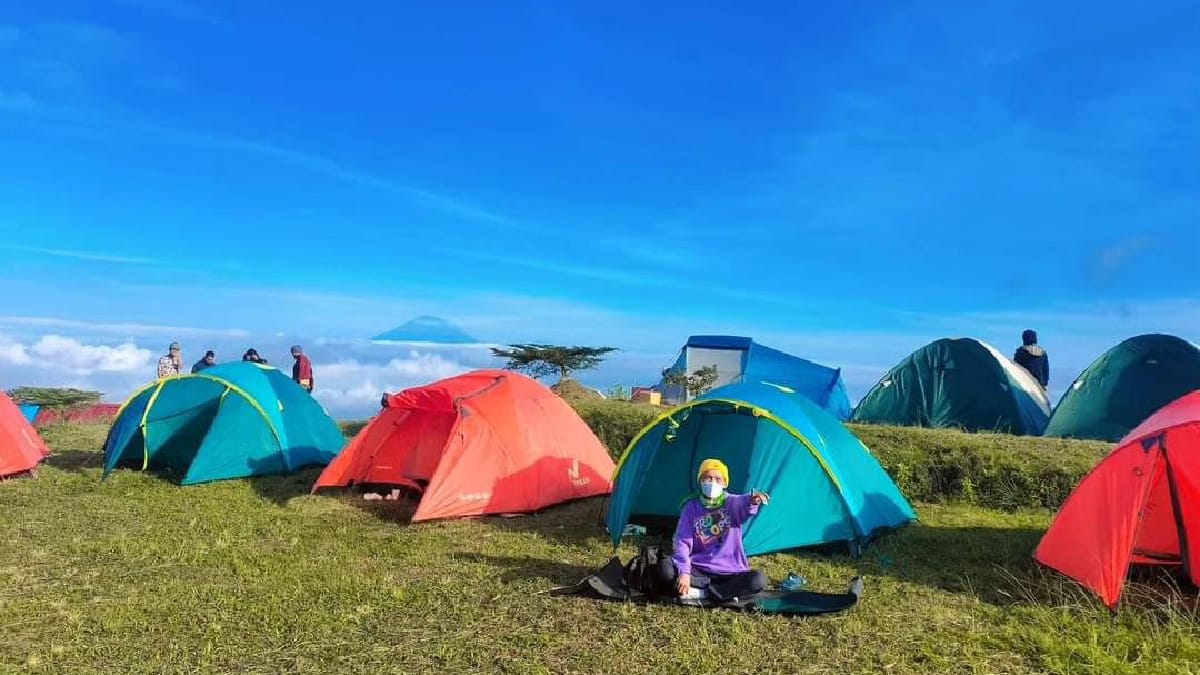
[192,350,216,373]
[1013,329,1049,390]
[654,458,770,601]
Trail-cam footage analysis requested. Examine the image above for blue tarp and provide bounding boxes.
[655,335,853,420]
[18,404,39,424]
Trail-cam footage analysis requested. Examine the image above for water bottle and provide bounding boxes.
[781,572,807,591]
[622,524,647,538]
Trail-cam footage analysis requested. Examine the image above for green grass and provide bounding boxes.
[2,422,1197,674]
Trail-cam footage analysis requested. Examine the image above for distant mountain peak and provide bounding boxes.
[371,316,480,344]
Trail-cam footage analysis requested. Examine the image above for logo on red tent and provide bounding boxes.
[568,458,590,487]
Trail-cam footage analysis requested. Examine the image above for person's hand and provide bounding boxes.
[676,573,691,596]
[750,490,770,506]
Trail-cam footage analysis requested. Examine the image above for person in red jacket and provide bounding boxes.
[290,345,314,393]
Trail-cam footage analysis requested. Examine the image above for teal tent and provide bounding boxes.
[850,337,1051,435]
[606,381,916,556]
[102,362,345,485]
[1044,334,1200,442]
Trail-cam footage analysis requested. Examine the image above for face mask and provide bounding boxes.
[700,481,724,500]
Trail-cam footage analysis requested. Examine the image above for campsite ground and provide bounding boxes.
[3,420,1198,674]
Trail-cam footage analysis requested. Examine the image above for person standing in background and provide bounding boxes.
[242,348,268,364]
[291,345,313,393]
[1013,329,1049,390]
[192,350,216,373]
[157,342,182,378]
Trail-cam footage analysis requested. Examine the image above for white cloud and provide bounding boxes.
[0,334,31,365]
[26,335,152,374]
[0,293,1195,417]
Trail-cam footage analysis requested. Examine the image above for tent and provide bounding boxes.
[33,403,120,427]
[1044,334,1200,442]
[1034,389,1200,611]
[606,381,916,556]
[655,335,852,419]
[850,337,1051,435]
[1,391,51,478]
[102,362,345,485]
[312,369,615,521]
[17,404,39,424]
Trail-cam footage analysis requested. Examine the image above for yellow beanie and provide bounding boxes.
[697,458,729,484]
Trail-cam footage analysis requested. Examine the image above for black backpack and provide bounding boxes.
[622,545,668,596]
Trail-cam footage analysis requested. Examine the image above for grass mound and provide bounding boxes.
[548,377,604,402]
[2,422,1197,674]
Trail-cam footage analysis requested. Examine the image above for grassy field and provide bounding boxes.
[2,421,1198,674]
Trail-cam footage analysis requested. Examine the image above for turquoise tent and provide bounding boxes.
[102,362,345,485]
[607,381,916,556]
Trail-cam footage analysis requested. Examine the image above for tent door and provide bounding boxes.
[1162,443,1198,585]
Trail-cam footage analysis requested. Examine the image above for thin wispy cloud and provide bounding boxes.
[431,245,853,313]
[1,244,159,265]
[107,0,227,25]
[1086,235,1156,285]
[3,109,533,233]
[433,246,680,288]
[0,315,251,339]
[0,88,37,111]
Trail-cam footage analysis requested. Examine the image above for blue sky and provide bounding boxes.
[0,0,1198,414]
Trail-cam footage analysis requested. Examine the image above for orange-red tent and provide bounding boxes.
[1034,389,1200,611]
[1,391,51,478]
[312,370,615,521]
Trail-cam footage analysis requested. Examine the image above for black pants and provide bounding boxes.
[655,557,767,601]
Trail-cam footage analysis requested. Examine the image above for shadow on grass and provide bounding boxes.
[246,465,328,505]
[44,449,104,472]
[474,497,615,547]
[815,523,1048,606]
[309,483,615,546]
[448,552,596,586]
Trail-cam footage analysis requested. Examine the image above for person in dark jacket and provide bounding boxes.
[1013,329,1049,389]
[242,348,268,364]
[191,350,216,373]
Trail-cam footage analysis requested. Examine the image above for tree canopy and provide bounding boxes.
[7,387,103,407]
[490,344,618,382]
[661,364,719,397]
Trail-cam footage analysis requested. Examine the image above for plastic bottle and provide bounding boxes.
[780,572,808,591]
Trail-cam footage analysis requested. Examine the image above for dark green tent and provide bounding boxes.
[1043,334,1200,442]
[850,337,1051,435]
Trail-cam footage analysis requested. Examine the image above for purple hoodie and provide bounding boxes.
[671,492,759,576]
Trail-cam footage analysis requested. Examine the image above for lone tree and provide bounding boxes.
[490,344,618,383]
[661,364,719,397]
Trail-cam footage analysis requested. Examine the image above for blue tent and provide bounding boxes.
[655,335,852,419]
[103,362,345,485]
[607,381,916,556]
[18,404,39,424]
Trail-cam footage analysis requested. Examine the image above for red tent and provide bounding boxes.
[312,370,615,521]
[1034,389,1200,610]
[33,403,120,427]
[1,391,51,478]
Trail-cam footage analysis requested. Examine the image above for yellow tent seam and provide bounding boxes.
[121,372,285,471]
[611,397,843,493]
